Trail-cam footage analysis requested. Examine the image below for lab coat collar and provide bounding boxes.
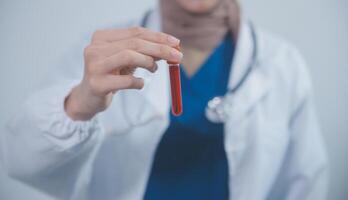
[228,18,255,90]
[225,16,271,122]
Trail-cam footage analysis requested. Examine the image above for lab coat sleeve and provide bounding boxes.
[0,18,145,199]
[268,49,329,200]
[1,81,104,200]
[0,25,106,199]
[0,17,145,199]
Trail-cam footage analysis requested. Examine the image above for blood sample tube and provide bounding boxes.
[167,46,183,116]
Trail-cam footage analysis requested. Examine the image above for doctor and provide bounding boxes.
[1,0,328,199]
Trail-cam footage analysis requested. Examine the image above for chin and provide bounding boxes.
[175,0,220,14]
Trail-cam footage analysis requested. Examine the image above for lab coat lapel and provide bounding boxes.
[223,19,271,200]
[226,19,270,123]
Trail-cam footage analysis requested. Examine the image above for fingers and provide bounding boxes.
[92,27,180,47]
[91,75,144,95]
[136,28,180,47]
[100,38,183,63]
[83,27,182,97]
[100,50,158,73]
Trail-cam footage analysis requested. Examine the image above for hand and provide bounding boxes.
[65,27,182,121]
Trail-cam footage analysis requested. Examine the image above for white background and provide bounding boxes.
[0,0,347,199]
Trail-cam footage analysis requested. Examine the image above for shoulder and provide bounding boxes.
[257,27,312,94]
[255,27,313,112]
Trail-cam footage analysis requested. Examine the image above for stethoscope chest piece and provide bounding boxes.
[205,96,234,123]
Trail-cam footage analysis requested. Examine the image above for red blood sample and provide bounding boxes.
[167,46,183,116]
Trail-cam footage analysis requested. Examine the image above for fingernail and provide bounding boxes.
[171,50,183,61]
[168,36,180,45]
[135,78,145,89]
[152,63,158,72]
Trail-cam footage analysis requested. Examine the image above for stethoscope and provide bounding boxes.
[205,23,258,123]
[140,10,259,124]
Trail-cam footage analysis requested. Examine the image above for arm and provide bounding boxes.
[285,95,328,200]
[267,92,328,200]
[268,48,329,200]
[1,26,182,199]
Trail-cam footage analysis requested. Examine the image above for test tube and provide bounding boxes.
[167,46,183,116]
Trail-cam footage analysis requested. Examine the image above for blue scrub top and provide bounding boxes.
[144,33,234,200]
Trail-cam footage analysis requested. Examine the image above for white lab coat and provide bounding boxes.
[1,9,328,200]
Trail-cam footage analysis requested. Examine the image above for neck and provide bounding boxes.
[181,45,213,77]
[160,0,240,50]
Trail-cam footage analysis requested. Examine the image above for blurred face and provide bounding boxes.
[175,0,221,14]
